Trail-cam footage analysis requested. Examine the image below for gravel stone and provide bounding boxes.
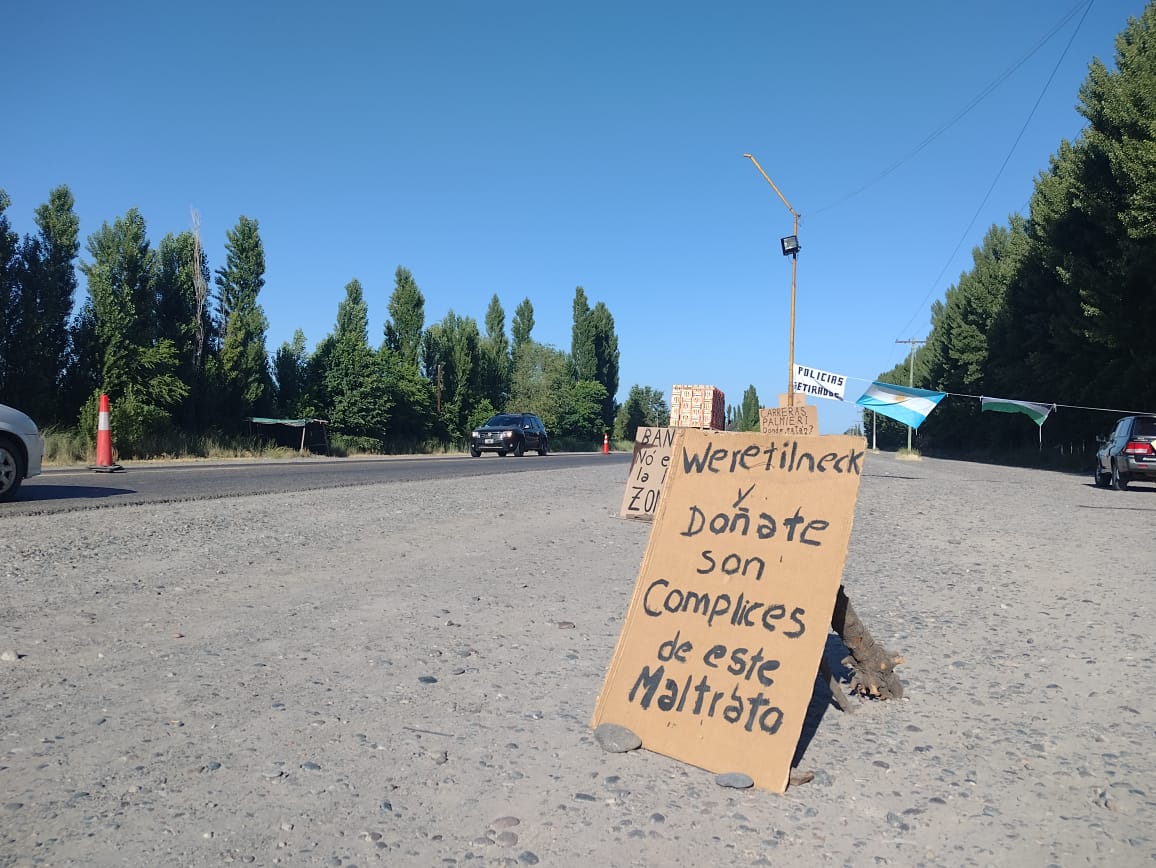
[593,723,642,753]
[715,773,755,789]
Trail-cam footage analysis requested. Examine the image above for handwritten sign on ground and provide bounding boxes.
[760,404,818,436]
[592,429,866,792]
[619,427,676,521]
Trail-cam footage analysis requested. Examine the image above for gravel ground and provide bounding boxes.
[1,451,1154,867]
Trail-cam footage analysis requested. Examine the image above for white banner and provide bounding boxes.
[793,364,847,401]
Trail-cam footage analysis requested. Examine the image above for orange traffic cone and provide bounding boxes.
[602,432,610,454]
[90,393,124,472]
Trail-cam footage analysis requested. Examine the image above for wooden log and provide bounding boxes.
[830,586,904,700]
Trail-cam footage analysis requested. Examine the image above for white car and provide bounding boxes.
[0,403,44,502]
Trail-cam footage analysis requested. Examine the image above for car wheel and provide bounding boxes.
[513,439,524,457]
[1110,459,1129,491]
[497,449,507,457]
[538,437,548,457]
[0,439,26,503]
[470,446,481,458]
[1093,463,1108,487]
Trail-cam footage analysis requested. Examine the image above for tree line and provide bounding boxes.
[0,194,670,455]
[870,4,1156,453]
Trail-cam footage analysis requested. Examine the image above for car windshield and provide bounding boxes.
[485,414,522,427]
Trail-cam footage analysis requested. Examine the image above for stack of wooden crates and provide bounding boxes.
[669,384,725,430]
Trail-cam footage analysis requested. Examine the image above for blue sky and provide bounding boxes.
[3,1,1147,433]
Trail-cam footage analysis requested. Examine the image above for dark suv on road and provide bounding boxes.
[469,413,549,457]
[1094,415,1156,490]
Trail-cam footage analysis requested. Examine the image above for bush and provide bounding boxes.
[40,427,91,465]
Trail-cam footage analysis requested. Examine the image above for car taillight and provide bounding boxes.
[1124,440,1153,455]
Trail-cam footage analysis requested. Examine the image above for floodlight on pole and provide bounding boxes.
[743,153,801,407]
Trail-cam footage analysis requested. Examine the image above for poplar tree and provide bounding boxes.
[422,311,483,438]
[383,266,425,368]
[570,286,594,380]
[0,187,80,422]
[327,279,391,440]
[570,287,620,428]
[215,216,272,423]
[79,209,186,452]
[511,297,534,355]
[587,301,620,428]
[273,329,308,416]
[481,293,511,409]
[740,385,761,432]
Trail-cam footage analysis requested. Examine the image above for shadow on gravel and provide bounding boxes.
[792,632,854,769]
[18,483,135,502]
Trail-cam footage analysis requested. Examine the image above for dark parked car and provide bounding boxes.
[470,413,548,457]
[1094,415,1156,490]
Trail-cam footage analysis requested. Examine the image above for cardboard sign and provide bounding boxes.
[761,405,819,436]
[592,429,866,792]
[619,427,676,521]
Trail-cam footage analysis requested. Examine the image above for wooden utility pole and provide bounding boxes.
[895,337,926,450]
[743,154,801,407]
[436,363,443,414]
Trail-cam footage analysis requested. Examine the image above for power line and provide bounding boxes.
[812,0,1092,218]
[892,0,1096,342]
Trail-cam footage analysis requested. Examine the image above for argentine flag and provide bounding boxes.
[855,382,946,430]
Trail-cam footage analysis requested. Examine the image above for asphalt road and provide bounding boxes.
[3,451,632,518]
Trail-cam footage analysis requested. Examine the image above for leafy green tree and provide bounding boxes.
[613,385,669,441]
[480,293,511,409]
[60,298,100,423]
[559,379,609,441]
[0,187,80,422]
[215,216,272,423]
[79,209,187,452]
[569,287,620,428]
[725,404,740,431]
[302,334,336,419]
[381,348,434,448]
[13,186,80,422]
[80,209,159,395]
[215,216,263,336]
[739,385,761,432]
[570,286,594,380]
[326,279,392,441]
[587,302,620,428]
[383,266,425,368]
[422,311,484,440]
[1071,4,1156,411]
[511,297,534,357]
[983,6,1156,446]
[154,231,214,429]
[920,220,1026,449]
[273,329,309,416]
[507,340,569,434]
